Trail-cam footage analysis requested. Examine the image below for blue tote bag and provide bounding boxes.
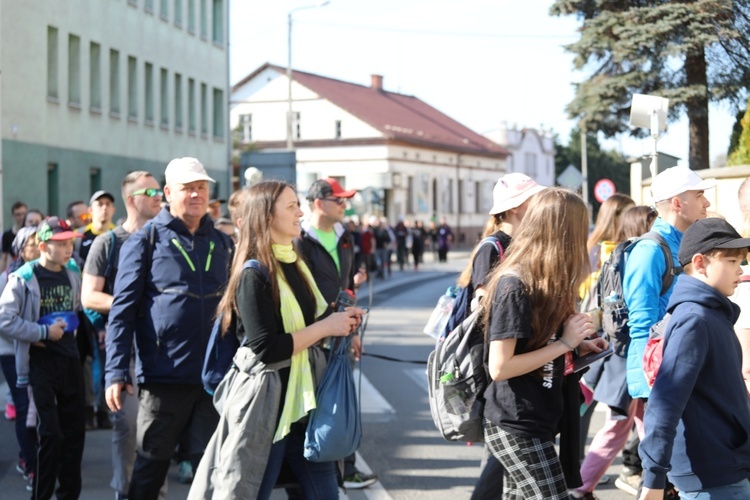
[304,335,361,462]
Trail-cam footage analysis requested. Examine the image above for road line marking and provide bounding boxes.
[354,368,395,417]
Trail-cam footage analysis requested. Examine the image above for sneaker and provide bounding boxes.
[343,471,378,490]
[26,472,34,492]
[177,460,194,484]
[4,402,16,420]
[569,492,599,500]
[614,472,640,496]
[16,457,26,476]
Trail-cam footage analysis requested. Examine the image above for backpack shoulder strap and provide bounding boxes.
[242,259,270,283]
[478,236,504,261]
[637,232,682,296]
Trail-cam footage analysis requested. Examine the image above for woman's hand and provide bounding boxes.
[578,336,609,356]
[561,313,595,349]
[323,307,366,337]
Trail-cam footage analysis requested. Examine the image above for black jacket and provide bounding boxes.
[296,221,356,306]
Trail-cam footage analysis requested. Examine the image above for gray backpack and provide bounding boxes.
[426,307,487,442]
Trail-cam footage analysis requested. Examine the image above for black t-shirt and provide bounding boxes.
[85,225,130,295]
[34,265,79,358]
[483,274,564,441]
[470,231,511,289]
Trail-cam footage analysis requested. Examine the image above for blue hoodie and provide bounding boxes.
[622,217,682,399]
[639,274,750,492]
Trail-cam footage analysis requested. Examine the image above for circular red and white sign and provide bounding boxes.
[594,179,616,203]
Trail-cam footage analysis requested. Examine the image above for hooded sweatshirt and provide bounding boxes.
[639,274,750,492]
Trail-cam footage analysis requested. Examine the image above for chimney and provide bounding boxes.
[371,74,383,91]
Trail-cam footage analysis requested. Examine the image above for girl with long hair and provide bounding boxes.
[190,181,363,499]
[587,194,635,271]
[482,188,607,499]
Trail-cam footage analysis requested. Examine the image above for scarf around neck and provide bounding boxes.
[272,243,327,442]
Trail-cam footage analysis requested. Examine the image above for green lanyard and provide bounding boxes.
[171,238,215,272]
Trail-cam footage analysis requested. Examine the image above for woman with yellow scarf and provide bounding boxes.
[192,180,363,499]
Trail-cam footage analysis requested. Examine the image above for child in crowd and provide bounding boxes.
[0,217,86,499]
[639,218,750,499]
[481,188,608,499]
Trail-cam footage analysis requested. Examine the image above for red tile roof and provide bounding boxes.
[234,63,508,158]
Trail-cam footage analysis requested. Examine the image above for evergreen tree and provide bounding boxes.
[555,128,631,219]
[550,0,750,171]
[728,99,750,165]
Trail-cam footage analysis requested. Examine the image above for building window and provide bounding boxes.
[160,68,169,127]
[239,114,252,142]
[200,0,208,38]
[335,120,341,139]
[47,26,59,99]
[475,181,481,213]
[525,152,537,178]
[89,42,101,110]
[90,168,102,194]
[174,73,183,130]
[188,78,196,132]
[187,0,196,32]
[174,0,183,26]
[160,0,168,20]
[109,49,120,115]
[200,82,208,135]
[212,0,223,44]
[212,87,224,138]
[68,34,81,105]
[458,180,464,214]
[48,163,59,216]
[128,56,138,120]
[294,112,301,140]
[145,0,154,12]
[144,62,154,123]
[407,176,414,214]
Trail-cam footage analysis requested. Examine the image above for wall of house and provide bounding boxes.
[1,0,230,217]
[485,124,555,187]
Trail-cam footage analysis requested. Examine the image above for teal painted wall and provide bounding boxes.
[2,140,227,223]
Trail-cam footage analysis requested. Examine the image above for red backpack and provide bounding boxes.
[643,313,671,388]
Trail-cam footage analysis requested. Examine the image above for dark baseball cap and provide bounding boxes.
[89,190,115,206]
[37,217,83,242]
[678,218,750,266]
[306,178,356,201]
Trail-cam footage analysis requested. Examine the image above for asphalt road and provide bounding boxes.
[0,263,634,499]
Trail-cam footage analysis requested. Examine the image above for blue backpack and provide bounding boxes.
[202,259,269,395]
[440,236,504,340]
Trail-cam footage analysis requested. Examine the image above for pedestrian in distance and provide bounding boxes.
[481,188,608,499]
[1,201,28,272]
[639,218,750,499]
[586,193,635,272]
[730,177,750,394]
[188,180,365,499]
[105,157,233,500]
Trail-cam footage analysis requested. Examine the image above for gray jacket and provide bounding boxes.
[0,259,81,386]
[189,345,326,499]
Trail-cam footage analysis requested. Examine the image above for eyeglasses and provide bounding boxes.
[322,197,346,206]
[131,188,163,198]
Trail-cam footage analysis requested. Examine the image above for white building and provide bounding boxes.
[0,0,230,220]
[231,63,509,245]
[484,123,556,187]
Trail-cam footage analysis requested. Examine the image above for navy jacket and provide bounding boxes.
[105,207,232,387]
[640,275,750,492]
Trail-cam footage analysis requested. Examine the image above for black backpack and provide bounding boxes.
[597,232,682,357]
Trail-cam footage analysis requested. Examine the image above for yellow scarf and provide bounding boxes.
[272,243,327,442]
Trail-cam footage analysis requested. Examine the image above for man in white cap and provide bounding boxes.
[104,158,233,500]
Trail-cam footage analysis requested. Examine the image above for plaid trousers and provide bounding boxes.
[483,419,569,500]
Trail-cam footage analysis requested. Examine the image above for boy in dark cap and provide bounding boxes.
[639,218,750,499]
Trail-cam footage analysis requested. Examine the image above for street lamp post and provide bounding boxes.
[287,1,330,151]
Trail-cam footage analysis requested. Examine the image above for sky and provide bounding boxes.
[230,0,738,171]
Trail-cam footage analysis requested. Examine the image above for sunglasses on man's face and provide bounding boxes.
[131,188,164,198]
[322,197,346,206]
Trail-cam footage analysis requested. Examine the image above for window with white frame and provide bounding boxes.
[525,152,537,178]
[240,114,252,142]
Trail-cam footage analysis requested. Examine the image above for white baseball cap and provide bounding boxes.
[650,166,716,203]
[165,157,216,185]
[489,173,545,215]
